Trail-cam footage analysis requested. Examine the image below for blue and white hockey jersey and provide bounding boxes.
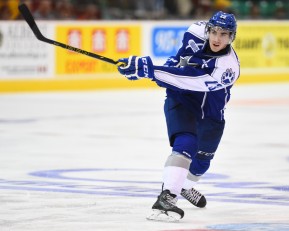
[152,21,240,121]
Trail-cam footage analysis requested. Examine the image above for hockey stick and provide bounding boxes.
[18,3,120,66]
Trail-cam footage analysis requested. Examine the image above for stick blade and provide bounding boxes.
[18,3,45,41]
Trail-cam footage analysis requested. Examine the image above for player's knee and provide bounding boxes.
[172,133,198,159]
[189,158,211,176]
[189,150,214,176]
[195,150,215,160]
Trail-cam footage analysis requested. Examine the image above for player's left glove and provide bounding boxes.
[118,56,154,80]
[163,56,179,67]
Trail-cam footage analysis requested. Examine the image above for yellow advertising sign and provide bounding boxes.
[55,24,141,75]
[233,22,289,68]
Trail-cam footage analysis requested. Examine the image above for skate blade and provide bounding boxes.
[146,209,181,222]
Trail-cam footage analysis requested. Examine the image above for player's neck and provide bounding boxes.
[204,42,230,57]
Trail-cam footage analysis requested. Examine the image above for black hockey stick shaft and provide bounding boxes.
[18,3,120,65]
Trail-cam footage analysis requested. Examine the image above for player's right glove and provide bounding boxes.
[163,56,179,67]
[118,56,154,80]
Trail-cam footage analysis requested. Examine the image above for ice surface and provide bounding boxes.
[0,83,288,231]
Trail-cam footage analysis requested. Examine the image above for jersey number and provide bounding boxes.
[205,81,223,91]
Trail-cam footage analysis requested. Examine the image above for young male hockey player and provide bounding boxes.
[117,11,239,222]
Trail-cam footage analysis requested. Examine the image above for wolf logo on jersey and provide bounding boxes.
[221,68,235,85]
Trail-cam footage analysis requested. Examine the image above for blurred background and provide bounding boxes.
[0,3,289,231]
[0,0,288,93]
[1,0,289,20]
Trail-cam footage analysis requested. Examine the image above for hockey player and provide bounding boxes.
[117,11,239,222]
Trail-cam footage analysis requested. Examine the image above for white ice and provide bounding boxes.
[0,83,289,231]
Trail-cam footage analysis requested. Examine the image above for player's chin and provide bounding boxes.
[211,45,222,52]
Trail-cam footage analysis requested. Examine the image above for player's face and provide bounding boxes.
[208,27,230,52]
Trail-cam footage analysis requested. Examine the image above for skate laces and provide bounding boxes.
[163,193,177,206]
[182,188,202,203]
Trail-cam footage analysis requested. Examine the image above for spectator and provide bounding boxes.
[2,0,289,20]
[55,0,75,19]
[175,0,193,19]
[33,0,55,20]
[274,1,287,19]
[7,0,20,19]
[134,0,165,19]
[214,0,232,12]
[249,2,261,19]
[76,3,101,20]
[200,0,214,19]
[0,0,22,20]
[0,0,12,20]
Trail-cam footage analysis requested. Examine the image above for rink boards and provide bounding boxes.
[0,20,289,92]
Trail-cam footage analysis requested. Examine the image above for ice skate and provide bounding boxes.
[181,188,207,208]
[146,190,184,222]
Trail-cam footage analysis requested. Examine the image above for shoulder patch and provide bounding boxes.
[194,21,207,26]
[186,39,200,53]
[221,68,235,85]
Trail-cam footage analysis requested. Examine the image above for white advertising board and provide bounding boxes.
[0,21,54,79]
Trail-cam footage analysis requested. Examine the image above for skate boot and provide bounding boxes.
[146,189,184,222]
[181,188,207,208]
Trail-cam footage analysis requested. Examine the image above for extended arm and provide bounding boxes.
[118,55,239,92]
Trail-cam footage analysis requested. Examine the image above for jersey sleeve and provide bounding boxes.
[153,49,240,92]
